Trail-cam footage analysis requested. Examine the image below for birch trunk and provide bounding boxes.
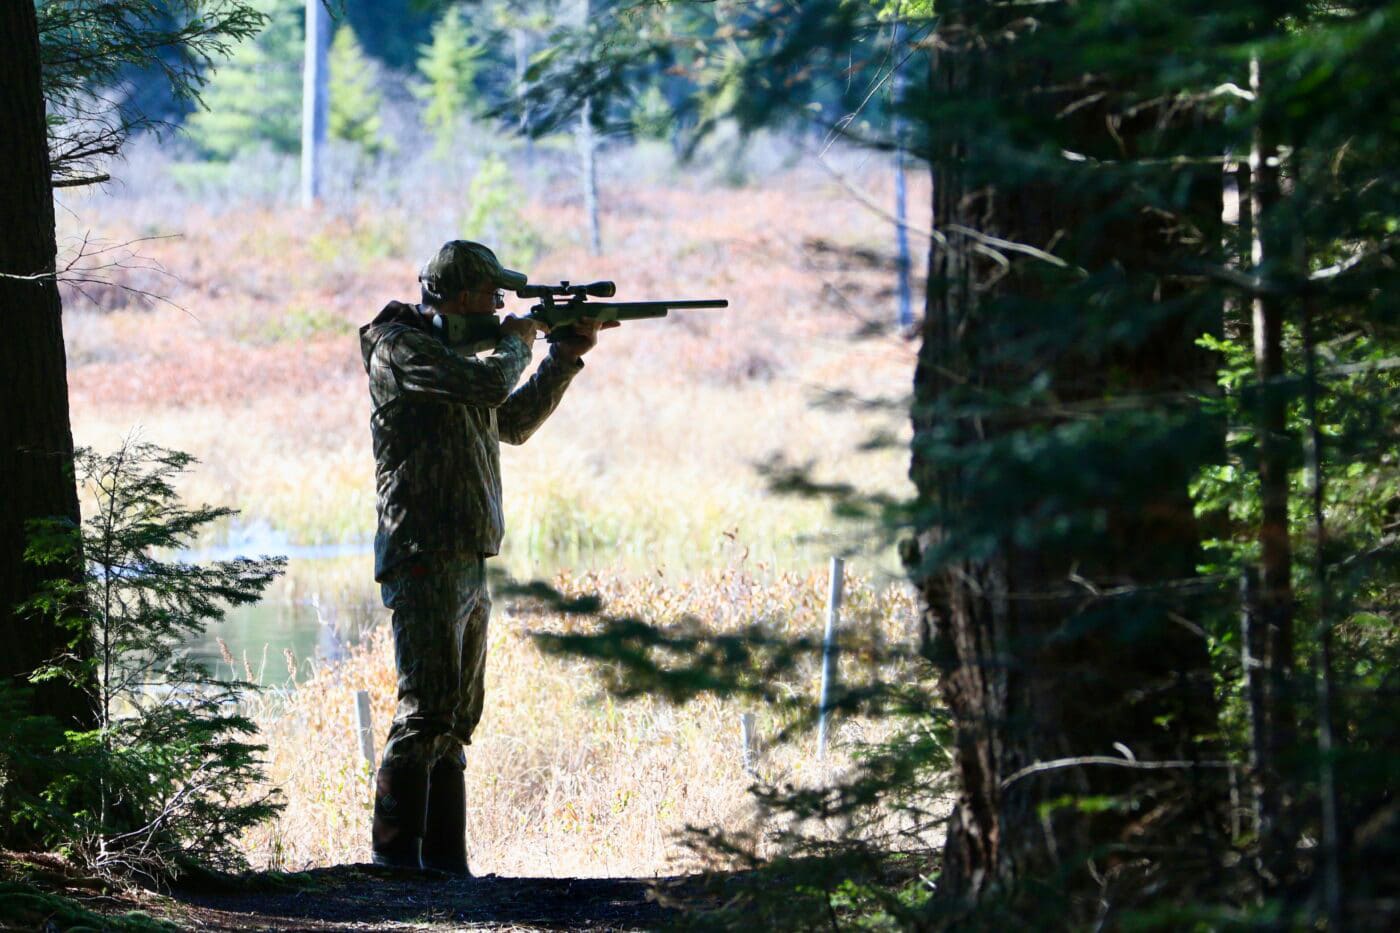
[300,0,331,207]
[577,0,601,255]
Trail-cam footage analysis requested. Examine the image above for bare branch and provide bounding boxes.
[1,232,190,317]
[1002,755,1236,789]
[52,173,111,189]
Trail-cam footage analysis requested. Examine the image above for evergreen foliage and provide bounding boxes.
[0,873,175,932]
[35,0,266,184]
[19,441,284,877]
[183,0,302,159]
[414,6,486,159]
[513,0,1400,925]
[628,84,673,143]
[505,0,890,146]
[328,23,385,155]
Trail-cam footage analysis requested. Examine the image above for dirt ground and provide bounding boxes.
[0,854,716,931]
[170,864,704,931]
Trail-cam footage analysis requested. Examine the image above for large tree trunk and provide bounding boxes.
[1246,54,1297,881]
[0,2,89,735]
[908,8,1226,920]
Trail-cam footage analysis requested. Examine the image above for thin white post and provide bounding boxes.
[576,0,601,254]
[740,712,757,775]
[300,0,331,207]
[354,689,376,769]
[513,27,533,158]
[892,21,913,332]
[816,557,845,761]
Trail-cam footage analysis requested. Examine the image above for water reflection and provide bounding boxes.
[183,597,334,685]
[179,547,595,684]
[179,528,865,685]
[179,547,382,685]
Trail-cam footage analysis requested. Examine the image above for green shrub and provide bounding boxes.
[21,441,285,877]
[258,304,354,343]
[462,154,544,269]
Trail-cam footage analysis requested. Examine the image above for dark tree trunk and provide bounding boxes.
[0,2,89,735]
[1247,55,1297,881]
[909,8,1227,920]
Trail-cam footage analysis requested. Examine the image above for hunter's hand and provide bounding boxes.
[551,318,620,361]
[499,314,539,345]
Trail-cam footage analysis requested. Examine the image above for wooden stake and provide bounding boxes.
[354,689,375,769]
[740,712,757,775]
[817,557,845,761]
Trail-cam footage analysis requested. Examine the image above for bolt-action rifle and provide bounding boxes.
[433,280,728,355]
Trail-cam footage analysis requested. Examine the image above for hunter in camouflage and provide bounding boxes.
[359,240,609,874]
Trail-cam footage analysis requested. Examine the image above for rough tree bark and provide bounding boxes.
[908,7,1227,920]
[0,2,89,736]
[1247,54,1297,882]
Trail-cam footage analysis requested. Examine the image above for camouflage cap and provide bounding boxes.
[418,240,527,300]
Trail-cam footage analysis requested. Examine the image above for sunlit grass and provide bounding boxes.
[73,370,909,575]
[239,567,929,876]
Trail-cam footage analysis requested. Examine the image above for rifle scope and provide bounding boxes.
[515,280,616,300]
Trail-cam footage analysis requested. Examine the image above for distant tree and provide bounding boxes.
[186,0,302,159]
[414,6,485,158]
[461,154,544,267]
[299,0,330,206]
[328,22,385,155]
[36,0,265,185]
[628,85,673,143]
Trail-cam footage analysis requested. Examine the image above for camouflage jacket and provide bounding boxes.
[360,302,581,580]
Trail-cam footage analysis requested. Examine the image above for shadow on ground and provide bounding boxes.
[172,863,706,931]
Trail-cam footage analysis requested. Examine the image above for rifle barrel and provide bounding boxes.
[646,299,728,309]
[530,298,729,326]
[587,299,728,313]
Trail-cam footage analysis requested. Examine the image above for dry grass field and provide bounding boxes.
[239,567,925,877]
[57,138,935,874]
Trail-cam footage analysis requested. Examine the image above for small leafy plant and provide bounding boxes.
[22,440,285,878]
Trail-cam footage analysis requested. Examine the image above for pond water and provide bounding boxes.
[178,539,636,684]
[179,544,383,685]
[179,526,892,685]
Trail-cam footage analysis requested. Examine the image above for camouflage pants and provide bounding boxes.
[378,556,491,769]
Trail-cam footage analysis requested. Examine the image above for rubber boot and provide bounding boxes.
[371,763,429,869]
[421,752,469,876]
